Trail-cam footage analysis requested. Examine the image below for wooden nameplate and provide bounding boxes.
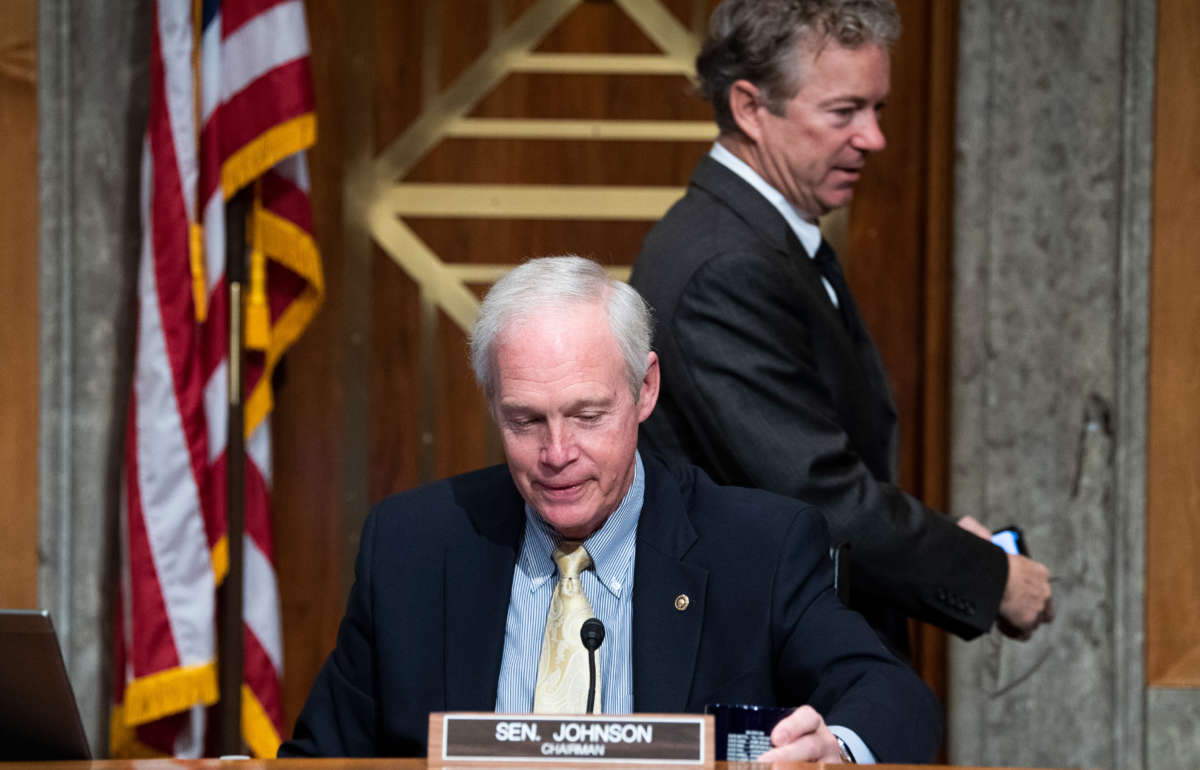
[428,712,714,765]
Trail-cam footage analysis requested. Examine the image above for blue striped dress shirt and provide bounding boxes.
[494,452,643,714]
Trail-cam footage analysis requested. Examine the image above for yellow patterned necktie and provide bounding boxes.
[533,541,601,713]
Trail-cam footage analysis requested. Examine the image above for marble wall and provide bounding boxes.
[38,0,148,752]
[947,0,1167,768]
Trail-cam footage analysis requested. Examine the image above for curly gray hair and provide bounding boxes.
[697,0,901,135]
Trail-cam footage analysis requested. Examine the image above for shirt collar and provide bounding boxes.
[708,142,823,258]
[520,452,644,598]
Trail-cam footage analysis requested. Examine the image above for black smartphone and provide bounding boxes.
[991,526,1029,556]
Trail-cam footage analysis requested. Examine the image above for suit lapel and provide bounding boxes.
[828,261,899,449]
[787,231,858,341]
[695,155,901,467]
[632,460,709,712]
[690,156,796,257]
[804,237,900,464]
[444,481,524,710]
[693,158,853,349]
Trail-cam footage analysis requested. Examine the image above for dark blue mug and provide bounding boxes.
[705,703,796,761]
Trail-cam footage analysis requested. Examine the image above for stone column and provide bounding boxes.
[38,0,148,753]
[948,0,1155,768]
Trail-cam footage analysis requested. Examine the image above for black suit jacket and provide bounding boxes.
[629,156,1008,651]
[281,456,940,762]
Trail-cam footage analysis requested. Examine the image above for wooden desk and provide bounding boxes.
[0,758,1032,762]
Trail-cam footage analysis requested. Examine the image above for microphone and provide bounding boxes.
[580,618,605,713]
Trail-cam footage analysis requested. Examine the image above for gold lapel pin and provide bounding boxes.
[674,594,690,611]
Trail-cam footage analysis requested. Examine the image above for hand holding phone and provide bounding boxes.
[991,526,1028,556]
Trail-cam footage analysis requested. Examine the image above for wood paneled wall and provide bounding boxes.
[0,0,39,610]
[845,0,958,707]
[1147,0,1200,688]
[276,0,955,734]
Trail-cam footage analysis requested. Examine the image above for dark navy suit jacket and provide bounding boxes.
[280,455,941,762]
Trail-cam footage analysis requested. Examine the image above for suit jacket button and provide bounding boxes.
[674,594,690,611]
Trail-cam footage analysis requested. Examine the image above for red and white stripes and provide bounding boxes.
[114,0,321,758]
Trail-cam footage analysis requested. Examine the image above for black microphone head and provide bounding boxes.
[580,618,605,651]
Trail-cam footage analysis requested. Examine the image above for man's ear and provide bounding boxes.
[728,79,767,144]
[636,352,660,423]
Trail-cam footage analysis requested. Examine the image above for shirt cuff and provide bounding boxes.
[828,725,876,764]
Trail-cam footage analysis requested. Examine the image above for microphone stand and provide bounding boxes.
[581,618,605,714]
[586,656,597,714]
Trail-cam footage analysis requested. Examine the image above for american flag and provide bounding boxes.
[113,0,322,758]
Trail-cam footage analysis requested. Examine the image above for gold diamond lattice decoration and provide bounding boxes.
[364,0,714,335]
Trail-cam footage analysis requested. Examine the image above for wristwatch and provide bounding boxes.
[835,735,857,764]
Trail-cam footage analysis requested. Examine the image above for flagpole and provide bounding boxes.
[218,187,251,755]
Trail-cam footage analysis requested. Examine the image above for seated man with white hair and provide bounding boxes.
[281,255,941,764]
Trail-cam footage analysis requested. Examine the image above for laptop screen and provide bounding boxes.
[0,609,92,760]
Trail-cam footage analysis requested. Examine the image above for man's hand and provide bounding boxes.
[756,705,845,764]
[956,516,1054,640]
[956,514,992,539]
[997,552,1054,640]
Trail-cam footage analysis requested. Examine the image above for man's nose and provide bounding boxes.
[540,423,579,467]
[855,112,886,152]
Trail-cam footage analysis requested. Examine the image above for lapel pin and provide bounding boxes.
[674,594,690,611]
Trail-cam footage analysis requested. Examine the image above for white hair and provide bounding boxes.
[469,255,653,401]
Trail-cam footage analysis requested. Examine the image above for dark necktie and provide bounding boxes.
[811,238,856,331]
[808,238,900,478]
